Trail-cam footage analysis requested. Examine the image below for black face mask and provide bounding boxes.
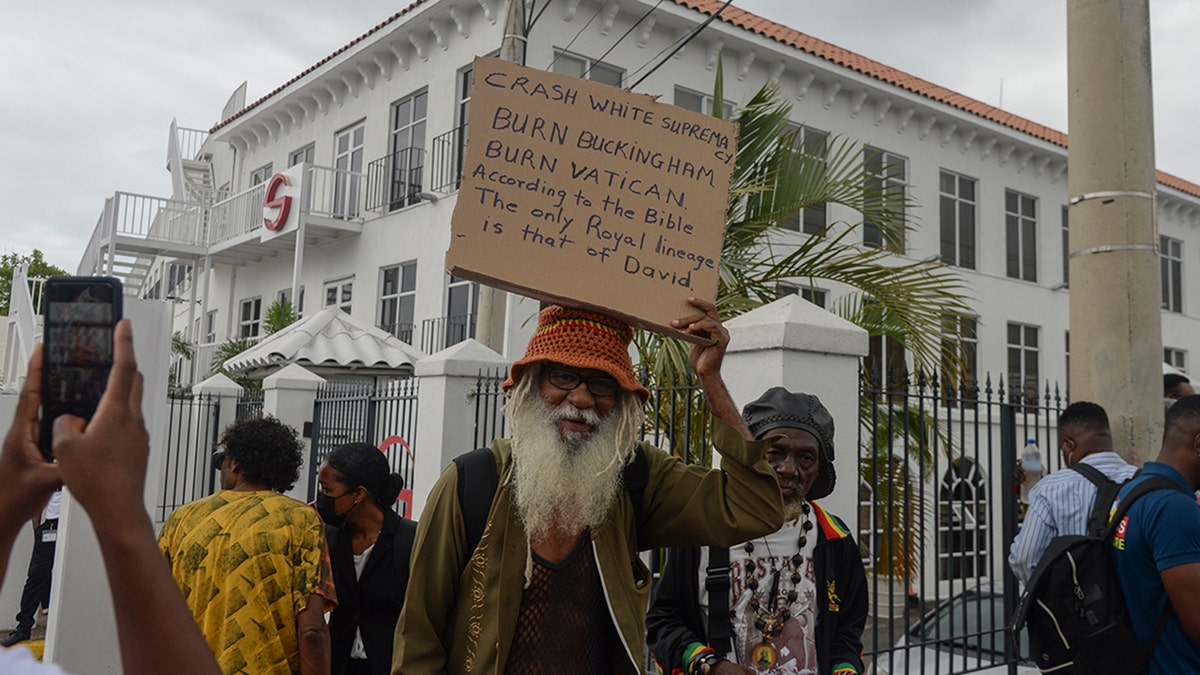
[315,492,349,527]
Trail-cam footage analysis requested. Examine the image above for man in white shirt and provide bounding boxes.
[1008,401,1137,584]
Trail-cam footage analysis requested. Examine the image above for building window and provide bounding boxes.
[1161,235,1183,313]
[778,282,827,308]
[939,170,976,269]
[941,315,978,407]
[379,262,417,343]
[389,90,428,210]
[863,147,907,253]
[289,145,314,167]
[204,310,218,343]
[1005,190,1038,282]
[938,458,988,581]
[552,51,624,87]
[673,87,735,118]
[278,286,305,318]
[1007,322,1040,405]
[239,298,262,338]
[1165,348,1187,373]
[778,126,829,235]
[166,263,191,298]
[1061,205,1070,287]
[445,275,478,348]
[1065,331,1071,388]
[333,123,365,218]
[324,278,353,313]
[249,163,273,187]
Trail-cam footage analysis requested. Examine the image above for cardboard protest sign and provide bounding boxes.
[447,57,737,341]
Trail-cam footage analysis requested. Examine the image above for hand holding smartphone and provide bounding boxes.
[40,277,123,460]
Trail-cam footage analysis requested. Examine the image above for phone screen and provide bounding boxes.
[40,277,122,459]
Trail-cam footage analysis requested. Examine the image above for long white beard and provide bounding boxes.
[507,373,642,541]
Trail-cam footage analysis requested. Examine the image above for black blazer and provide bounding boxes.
[327,509,418,675]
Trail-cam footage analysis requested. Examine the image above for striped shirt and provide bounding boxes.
[1007,452,1138,584]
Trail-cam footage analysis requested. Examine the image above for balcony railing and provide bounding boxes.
[378,322,416,345]
[430,125,467,193]
[420,312,476,353]
[208,183,267,245]
[175,126,209,161]
[366,148,426,212]
[309,165,369,221]
[111,192,207,246]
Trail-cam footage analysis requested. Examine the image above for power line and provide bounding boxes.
[526,0,553,33]
[628,0,734,90]
[583,0,666,80]
[545,0,610,73]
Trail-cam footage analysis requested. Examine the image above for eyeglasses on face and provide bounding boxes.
[545,367,620,398]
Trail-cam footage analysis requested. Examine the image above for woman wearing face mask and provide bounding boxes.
[316,443,416,675]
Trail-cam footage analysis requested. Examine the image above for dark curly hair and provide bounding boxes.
[326,442,405,509]
[220,416,303,493]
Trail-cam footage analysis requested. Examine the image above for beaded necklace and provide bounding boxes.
[743,502,814,668]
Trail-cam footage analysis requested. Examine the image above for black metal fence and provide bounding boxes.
[429,125,466,193]
[158,393,221,522]
[307,379,419,514]
[236,388,264,421]
[859,369,1065,675]
[420,313,476,354]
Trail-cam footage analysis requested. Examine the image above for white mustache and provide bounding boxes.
[548,403,603,428]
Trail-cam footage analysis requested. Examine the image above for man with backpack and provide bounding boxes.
[1008,401,1136,584]
[1110,394,1200,672]
[393,300,785,674]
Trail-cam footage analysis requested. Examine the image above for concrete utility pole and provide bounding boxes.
[1067,0,1161,464]
[472,0,527,351]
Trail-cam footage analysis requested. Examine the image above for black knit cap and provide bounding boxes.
[742,387,837,500]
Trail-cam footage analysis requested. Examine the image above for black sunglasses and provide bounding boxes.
[212,450,226,470]
[545,367,619,398]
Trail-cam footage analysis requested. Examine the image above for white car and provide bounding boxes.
[866,585,1037,675]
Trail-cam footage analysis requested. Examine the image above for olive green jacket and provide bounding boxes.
[392,418,784,674]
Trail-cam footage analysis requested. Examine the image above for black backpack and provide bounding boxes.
[1011,474,1186,674]
[452,445,649,556]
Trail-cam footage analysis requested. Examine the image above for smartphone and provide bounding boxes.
[40,277,123,460]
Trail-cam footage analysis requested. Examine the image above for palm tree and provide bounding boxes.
[634,64,970,382]
[635,64,970,588]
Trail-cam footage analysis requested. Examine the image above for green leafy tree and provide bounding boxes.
[264,300,297,335]
[0,249,68,316]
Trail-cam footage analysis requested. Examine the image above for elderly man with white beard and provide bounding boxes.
[394,299,785,675]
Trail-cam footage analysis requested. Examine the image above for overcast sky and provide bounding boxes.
[1,0,1195,273]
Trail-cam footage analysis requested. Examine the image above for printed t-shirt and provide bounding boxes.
[159,490,336,674]
[699,512,819,674]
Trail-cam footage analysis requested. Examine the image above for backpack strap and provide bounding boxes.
[1102,475,1188,539]
[1068,462,1125,537]
[622,446,649,528]
[454,447,499,557]
[704,545,733,656]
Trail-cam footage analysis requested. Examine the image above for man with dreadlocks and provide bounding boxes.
[394,299,785,674]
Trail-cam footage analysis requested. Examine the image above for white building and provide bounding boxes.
[72,0,1200,395]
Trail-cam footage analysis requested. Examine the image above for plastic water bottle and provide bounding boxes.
[1020,438,1043,504]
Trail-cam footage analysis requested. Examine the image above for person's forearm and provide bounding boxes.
[298,595,331,675]
[92,509,220,675]
[698,372,752,439]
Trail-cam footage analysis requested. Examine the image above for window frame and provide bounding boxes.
[938,169,977,269]
[1004,189,1039,282]
[1161,235,1183,313]
[238,297,262,339]
[862,147,907,253]
[1006,322,1041,406]
[379,261,418,343]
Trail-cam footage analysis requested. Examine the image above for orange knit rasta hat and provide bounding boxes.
[504,305,650,403]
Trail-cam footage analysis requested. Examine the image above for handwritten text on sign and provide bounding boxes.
[446,57,737,339]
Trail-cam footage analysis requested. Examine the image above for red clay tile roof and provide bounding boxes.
[209,0,1200,200]
[674,0,1200,199]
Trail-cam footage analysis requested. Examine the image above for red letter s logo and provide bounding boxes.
[263,174,293,231]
